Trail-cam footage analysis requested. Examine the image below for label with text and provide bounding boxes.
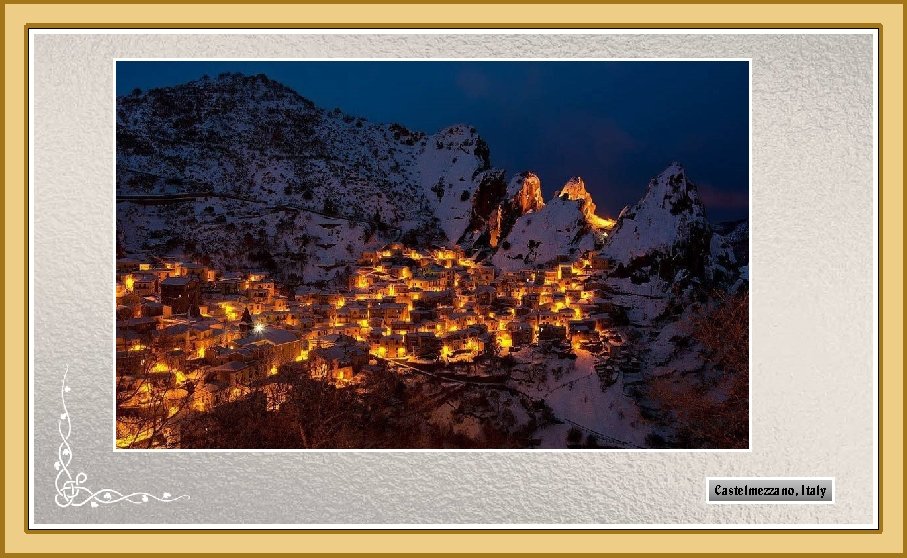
[707,478,834,503]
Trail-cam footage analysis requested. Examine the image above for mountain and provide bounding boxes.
[491,176,611,271]
[116,73,738,290]
[599,162,740,306]
[117,73,505,283]
[601,163,708,264]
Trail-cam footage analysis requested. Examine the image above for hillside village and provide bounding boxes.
[115,244,649,448]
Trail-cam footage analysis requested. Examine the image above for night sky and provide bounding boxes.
[117,61,749,222]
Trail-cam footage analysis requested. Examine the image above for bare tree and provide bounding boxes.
[647,290,749,449]
[115,333,204,448]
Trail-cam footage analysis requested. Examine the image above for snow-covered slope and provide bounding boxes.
[117,73,500,282]
[415,124,492,243]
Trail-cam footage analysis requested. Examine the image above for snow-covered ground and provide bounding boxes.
[509,348,650,448]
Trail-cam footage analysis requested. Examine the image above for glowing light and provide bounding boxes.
[221,303,238,321]
[192,397,208,413]
[253,323,265,334]
[197,346,206,358]
[124,275,135,292]
[588,214,617,229]
[269,365,278,376]
[295,350,309,362]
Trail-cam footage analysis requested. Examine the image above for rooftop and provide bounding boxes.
[161,276,193,286]
[237,327,299,347]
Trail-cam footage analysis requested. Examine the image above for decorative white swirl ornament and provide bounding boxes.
[54,366,189,508]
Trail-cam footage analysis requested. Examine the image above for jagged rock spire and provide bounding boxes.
[507,172,545,214]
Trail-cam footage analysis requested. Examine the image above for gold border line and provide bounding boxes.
[21,22,880,536]
[17,22,893,29]
[5,0,907,4]
[4,3,903,556]
[11,17,897,541]
[16,24,883,535]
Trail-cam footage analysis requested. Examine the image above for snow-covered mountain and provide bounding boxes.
[491,176,608,271]
[599,162,740,300]
[117,73,506,282]
[116,73,741,290]
[602,163,707,263]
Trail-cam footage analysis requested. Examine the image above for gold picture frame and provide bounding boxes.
[4,2,903,554]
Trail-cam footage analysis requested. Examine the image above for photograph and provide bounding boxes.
[114,60,750,450]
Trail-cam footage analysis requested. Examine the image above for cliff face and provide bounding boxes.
[509,172,545,215]
[483,172,545,249]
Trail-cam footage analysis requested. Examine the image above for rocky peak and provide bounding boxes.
[553,177,614,230]
[506,172,545,214]
[556,176,591,202]
[475,171,544,250]
[650,162,704,218]
[601,162,708,264]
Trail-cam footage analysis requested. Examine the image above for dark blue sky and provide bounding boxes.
[117,61,749,222]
